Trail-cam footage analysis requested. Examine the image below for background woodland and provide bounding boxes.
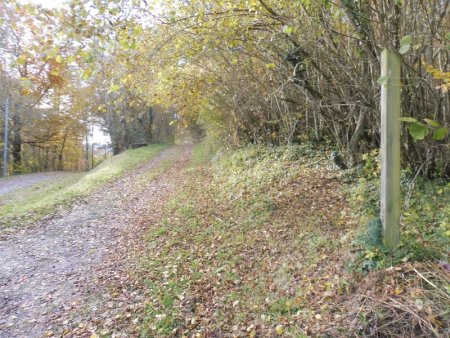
[0,0,449,178]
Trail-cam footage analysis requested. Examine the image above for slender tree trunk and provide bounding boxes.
[85,131,89,171]
[58,131,68,171]
[2,96,9,177]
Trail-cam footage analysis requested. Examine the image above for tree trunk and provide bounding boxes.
[11,114,22,174]
[58,131,68,171]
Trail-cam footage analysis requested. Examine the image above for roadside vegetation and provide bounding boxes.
[0,145,166,228]
[350,156,449,272]
[135,143,449,337]
[0,1,448,337]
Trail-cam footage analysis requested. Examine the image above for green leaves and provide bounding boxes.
[82,68,93,81]
[424,119,449,140]
[399,35,412,54]
[408,122,428,140]
[399,117,417,123]
[79,50,94,63]
[17,55,27,66]
[282,25,294,35]
[433,127,449,141]
[46,48,60,59]
[400,116,448,141]
[109,83,120,92]
[423,118,440,127]
[133,24,143,36]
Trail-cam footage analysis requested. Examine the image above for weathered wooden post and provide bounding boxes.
[380,48,401,249]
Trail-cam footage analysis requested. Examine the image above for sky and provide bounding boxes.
[92,126,111,145]
[21,0,66,8]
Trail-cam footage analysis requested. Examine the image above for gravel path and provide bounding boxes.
[0,172,74,197]
[0,145,191,338]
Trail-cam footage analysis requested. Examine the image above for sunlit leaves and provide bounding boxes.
[282,25,294,35]
[275,325,284,335]
[424,64,450,94]
[17,55,27,66]
[109,83,120,92]
[97,104,107,113]
[120,74,133,84]
[46,48,60,59]
[82,68,93,80]
[79,50,94,63]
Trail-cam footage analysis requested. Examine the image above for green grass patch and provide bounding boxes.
[187,141,217,169]
[0,144,166,227]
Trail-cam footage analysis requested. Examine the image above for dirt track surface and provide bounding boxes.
[0,172,73,197]
[0,145,191,338]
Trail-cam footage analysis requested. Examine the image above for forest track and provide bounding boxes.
[0,145,192,338]
[0,172,74,197]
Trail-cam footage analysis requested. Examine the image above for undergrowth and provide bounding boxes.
[343,151,450,337]
[348,150,449,272]
[139,142,449,337]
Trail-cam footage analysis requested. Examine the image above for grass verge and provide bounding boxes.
[0,144,167,228]
[139,143,357,337]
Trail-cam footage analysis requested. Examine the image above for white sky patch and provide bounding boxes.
[19,0,67,8]
[92,125,110,145]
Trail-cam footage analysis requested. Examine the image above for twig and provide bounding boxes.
[403,162,424,211]
[413,268,437,289]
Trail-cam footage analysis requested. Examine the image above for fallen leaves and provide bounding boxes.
[134,147,358,336]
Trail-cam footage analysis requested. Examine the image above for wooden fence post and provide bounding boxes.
[380,48,401,249]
